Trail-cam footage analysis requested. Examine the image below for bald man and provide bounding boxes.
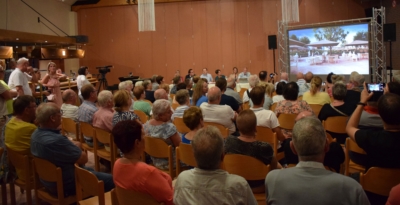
[296,72,305,88]
[61,89,79,121]
[299,72,313,96]
[154,88,168,100]
[275,72,288,89]
[200,87,238,136]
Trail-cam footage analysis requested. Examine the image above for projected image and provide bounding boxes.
[288,23,369,75]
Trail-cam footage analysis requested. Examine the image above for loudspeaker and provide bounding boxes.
[384,23,396,42]
[268,35,277,50]
[69,35,89,44]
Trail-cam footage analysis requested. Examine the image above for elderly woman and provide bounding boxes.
[112,120,173,205]
[93,90,115,132]
[242,75,259,103]
[192,79,208,106]
[171,89,190,121]
[42,62,66,107]
[133,86,152,117]
[272,81,286,103]
[112,90,140,126]
[119,80,135,111]
[181,107,204,144]
[76,66,90,96]
[302,76,331,105]
[143,99,181,169]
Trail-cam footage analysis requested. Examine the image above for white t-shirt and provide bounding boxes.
[76,75,90,95]
[8,68,32,96]
[242,88,253,103]
[0,83,8,116]
[61,103,79,121]
[272,95,285,103]
[250,107,280,129]
[200,103,236,134]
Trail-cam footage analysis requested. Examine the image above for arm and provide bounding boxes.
[41,74,51,86]
[169,132,181,147]
[26,67,38,83]
[75,150,88,165]
[145,170,173,205]
[15,85,24,96]
[0,89,11,100]
[272,127,285,142]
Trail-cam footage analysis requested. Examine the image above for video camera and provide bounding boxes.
[270,73,277,78]
[96,65,113,75]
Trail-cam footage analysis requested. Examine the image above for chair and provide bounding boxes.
[360,167,400,196]
[242,101,250,110]
[0,147,6,205]
[309,104,323,117]
[255,126,284,161]
[270,103,277,112]
[61,117,79,141]
[79,122,95,153]
[203,121,229,138]
[171,103,180,110]
[344,138,366,176]
[143,99,153,106]
[75,164,112,205]
[7,147,33,205]
[144,136,175,178]
[323,116,348,135]
[93,127,117,172]
[169,93,175,101]
[239,88,247,99]
[32,157,77,205]
[277,113,297,130]
[134,110,148,124]
[297,96,303,101]
[115,186,161,205]
[111,189,118,205]
[173,117,190,134]
[223,154,270,204]
[176,143,197,176]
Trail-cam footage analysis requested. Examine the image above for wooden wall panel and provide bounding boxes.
[192,1,207,75]
[304,0,320,24]
[206,1,222,72]
[248,0,266,72]
[234,0,250,69]
[334,0,348,21]
[165,4,181,77]
[178,2,194,76]
[220,0,235,75]
[123,6,140,74]
[152,5,167,79]
[319,1,335,23]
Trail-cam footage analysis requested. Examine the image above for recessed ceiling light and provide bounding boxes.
[16,38,19,40]
[45,41,48,43]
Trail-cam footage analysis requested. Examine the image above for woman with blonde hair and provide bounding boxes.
[112,90,140,125]
[192,79,208,106]
[41,62,66,107]
[302,76,331,105]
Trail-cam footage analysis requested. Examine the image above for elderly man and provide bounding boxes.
[171,89,190,121]
[174,126,257,205]
[215,78,240,112]
[274,72,288,89]
[78,84,98,146]
[60,89,79,121]
[266,117,369,205]
[200,87,237,135]
[224,75,242,105]
[154,88,168,100]
[93,90,114,132]
[200,68,213,82]
[345,71,365,106]
[31,103,114,197]
[242,74,259,103]
[296,72,306,88]
[238,67,251,79]
[8,57,37,97]
[299,71,313,96]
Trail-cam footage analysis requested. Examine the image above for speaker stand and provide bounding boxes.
[388,40,393,82]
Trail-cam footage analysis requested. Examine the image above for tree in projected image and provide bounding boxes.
[313,26,349,44]
[290,34,299,41]
[299,36,310,45]
[353,31,368,41]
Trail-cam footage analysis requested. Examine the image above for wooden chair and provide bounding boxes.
[143,99,153,106]
[360,167,400,196]
[134,110,148,124]
[169,93,175,101]
[7,147,33,205]
[242,101,250,110]
[173,117,190,134]
[176,143,197,176]
[75,164,112,205]
[323,116,348,134]
[32,157,77,205]
[309,104,323,117]
[115,186,161,205]
[144,136,175,179]
[255,126,284,161]
[61,117,79,141]
[79,122,95,153]
[0,147,7,205]
[223,154,270,204]
[297,96,303,101]
[203,121,229,139]
[111,189,118,205]
[270,103,277,112]
[93,127,117,172]
[277,113,297,131]
[239,88,247,99]
[171,103,180,110]
[344,138,366,176]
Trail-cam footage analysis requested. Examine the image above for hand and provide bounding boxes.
[42,91,50,96]
[360,82,373,103]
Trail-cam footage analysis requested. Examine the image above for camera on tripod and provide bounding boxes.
[96,65,113,75]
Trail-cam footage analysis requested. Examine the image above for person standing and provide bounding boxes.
[8,57,37,97]
[42,62,66,108]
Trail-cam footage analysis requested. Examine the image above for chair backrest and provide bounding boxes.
[346,138,365,155]
[61,117,79,141]
[255,126,278,156]
[203,122,229,138]
[325,132,337,144]
[115,186,161,205]
[242,101,250,110]
[297,96,303,101]
[143,99,153,106]
[134,110,148,124]
[171,103,180,110]
[360,167,400,196]
[80,121,94,141]
[94,127,112,145]
[223,154,270,180]
[173,117,190,134]
[277,113,297,130]
[176,143,197,176]
[270,103,277,112]
[323,116,348,134]
[111,189,118,205]
[75,164,105,205]
[309,104,323,117]
[144,136,172,159]
[239,88,247,99]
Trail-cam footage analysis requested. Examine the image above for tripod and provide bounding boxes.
[98,73,108,91]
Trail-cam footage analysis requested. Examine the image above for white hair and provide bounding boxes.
[152,99,171,120]
[97,90,113,107]
[248,75,259,88]
[17,57,29,65]
[349,71,365,86]
[118,80,133,90]
[135,81,143,87]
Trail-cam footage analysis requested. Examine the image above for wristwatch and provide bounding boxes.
[357,102,367,106]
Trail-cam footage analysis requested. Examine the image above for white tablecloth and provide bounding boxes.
[207,82,249,91]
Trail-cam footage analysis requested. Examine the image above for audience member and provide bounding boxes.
[192,79,208,106]
[185,69,195,80]
[170,76,181,94]
[345,71,365,106]
[274,72,288,89]
[174,70,184,82]
[384,81,400,96]
[42,62,66,107]
[215,78,240,112]
[153,75,164,91]
[266,117,369,205]
[250,83,273,110]
[200,68,213,82]
[76,66,90,97]
[118,80,135,111]
[299,71,313,96]
[242,74,259,103]
[184,78,194,97]
[324,72,335,96]
[112,120,173,205]
[238,67,251,79]
[133,86,152,117]
[113,90,140,126]
[160,84,171,97]
[4,59,16,84]
[0,81,11,141]
[174,126,257,205]
[232,67,239,82]
[61,89,79,121]
[8,57,37,96]
[302,76,331,105]
[296,72,305,88]
[182,107,204,144]
[272,81,286,103]
[78,84,98,146]
[151,75,158,90]
[154,88,168,100]
[143,80,156,103]
[224,75,243,105]
[93,90,114,132]
[259,71,267,82]
[215,69,225,82]
[171,89,190,121]
[0,65,16,115]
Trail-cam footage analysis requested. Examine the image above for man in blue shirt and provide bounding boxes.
[78,84,98,146]
[200,68,213,82]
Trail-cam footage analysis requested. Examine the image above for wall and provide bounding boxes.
[383,2,400,72]
[77,0,367,85]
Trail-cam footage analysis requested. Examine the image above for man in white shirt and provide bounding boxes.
[296,72,306,88]
[274,72,288,89]
[200,87,237,135]
[238,67,251,79]
[200,68,213,82]
[174,126,257,205]
[8,57,37,97]
[299,71,313,96]
[242,75,259,103]
[60,89,79,121]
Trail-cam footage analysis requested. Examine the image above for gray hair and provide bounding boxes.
[36,103,59,124]
[227,75,235,87]
[97,90,113,107]
[349,71,365,86]
[17,57,29,65]
[175,89,189,105]
[192,126,223,170]
[332,83,347,100]
[152,99,171,120]
[135,81,143,87]
[248,75,259,88]
[292,117,326,161]
[62,89,76,103]
[118,80,133,90]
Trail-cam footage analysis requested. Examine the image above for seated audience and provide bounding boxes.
[144,99,181,169]
[174,126,257,205]
[112,120,173,205]
[345,71,364,106]
[296,72,306,88]
[184,78,194,97]
[93,90,114,132]
[133,86,152,117]
[324,72,335,96]
[224,75,243,105]
[78,84,98,146]
[171,89,190,121]
[170,76,181,94]
[182,107,204,144]
[274,72,288,89]
[302,76,331,105]
[242,75,259,103]
[143,80,155,103]
[215,78,240,112]
[259,70,267,83]
[154,88,169,100]
[298,71,313,96]
[200,87,237,136]
[272,81,285,103]
[153,75,164,91]
[265,117,369,205]
[118,80,135,111]
[250,83,274,110]
[327,74,344,97]
[60,89,79,121]
[31,102,114,196]
[113,90,140,126]
[192,79,208,106]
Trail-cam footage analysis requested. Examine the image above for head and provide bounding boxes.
[118,81,134,92]
[114,90,132,112]
[386,82,400,96]
[215,69,221,76]
[281,72,288,81]
[291,117,328,162]
[283,82,299,101]
[378,93,400,126]
[188,69,194,76]
[16,57,29,72]
[227,75,236,88]
[62,89,77,104]
[81,84,97,102]
[331,75,344,84]
[296,72,304,80]
[176,82,187,91]
[35,103,62,129]
[13,95,36,122]
[259,71,267,81]
[154,89,168,100]
[175,89,190,105]
[248,75,259,88]
[142,80,152,91]
[33,68,41,80]
[304,72,313,83]
[97,90,114,108]
[183,106,204,130]
[243,67,248,73]
[327,72,335,84]
[233,67,238,74]
[78,66,88,75]
[249,86,265,106]
[112,120,144,155]
[192,79,207,105]
[192,126,224,170]
[47,62,57,74]
[184,78,193,89]
[237,110,257,136]
[152,99,172,121]
[215,78,227,92]
[349,71,364,87]
[265,83,275,97]
[160,83,170,94]
[276,81,286,95]
[133,86,145,100]
[156,76,164,84]
[173,76,181,85]
[202,68,208,75]
[332,83,347,101]
[56,69,62,74]
[151,75,158,83]
[8,59,16,69]
[310,76,323,95]
[208,87,221,104]
[193,76,200,84]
